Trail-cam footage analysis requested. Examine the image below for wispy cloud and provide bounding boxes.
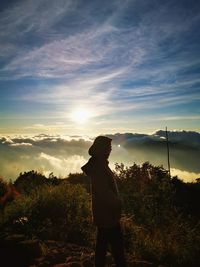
[0,0,200,134]
[0,0,75,37]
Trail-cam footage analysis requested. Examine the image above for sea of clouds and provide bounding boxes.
[0,130,200,182]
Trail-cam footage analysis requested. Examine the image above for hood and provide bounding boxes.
[81,157,109,176]
[81,157,95,176]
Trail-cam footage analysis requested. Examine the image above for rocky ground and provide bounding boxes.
[0,234,167,267]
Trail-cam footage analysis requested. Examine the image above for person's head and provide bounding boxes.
[88,136,112,159]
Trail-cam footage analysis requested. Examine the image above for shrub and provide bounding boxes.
[2,183,94,245]
[14,170,47,194]
[115,162,175,228]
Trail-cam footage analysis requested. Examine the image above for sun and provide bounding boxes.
[70,108,91,124]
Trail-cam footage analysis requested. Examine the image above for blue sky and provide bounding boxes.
[0,0,200,135]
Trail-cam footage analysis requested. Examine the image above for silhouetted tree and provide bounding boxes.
[14,170,47,194]
[48,172,62,186]
[114,162,175,227]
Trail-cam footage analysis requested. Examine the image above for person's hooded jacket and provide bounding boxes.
[81,137,121,228]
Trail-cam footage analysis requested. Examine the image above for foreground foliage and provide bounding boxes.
[0,163,200,266]
[1,182,93,245]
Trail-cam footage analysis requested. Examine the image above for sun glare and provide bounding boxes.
[70,108,91,124]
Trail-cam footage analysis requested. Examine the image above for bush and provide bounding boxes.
[2,183,94,245]
[115,162,175,228]
[14,171,47,194]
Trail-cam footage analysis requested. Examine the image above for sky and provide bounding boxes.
[0,0,200,135]
[0,0,200,182]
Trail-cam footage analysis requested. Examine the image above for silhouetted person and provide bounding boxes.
[81,136,127,267]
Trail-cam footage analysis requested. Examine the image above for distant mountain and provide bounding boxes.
[155,130,200,147]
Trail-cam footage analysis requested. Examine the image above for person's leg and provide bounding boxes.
[95,227,108,267]
[108,223,127,267]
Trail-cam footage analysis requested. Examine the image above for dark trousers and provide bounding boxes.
[95,223,127,267]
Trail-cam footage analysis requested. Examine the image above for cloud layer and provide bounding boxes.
[1,130,200,182]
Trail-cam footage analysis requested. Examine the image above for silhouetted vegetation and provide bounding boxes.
[0,163,200,266]
[14,171,63,194]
